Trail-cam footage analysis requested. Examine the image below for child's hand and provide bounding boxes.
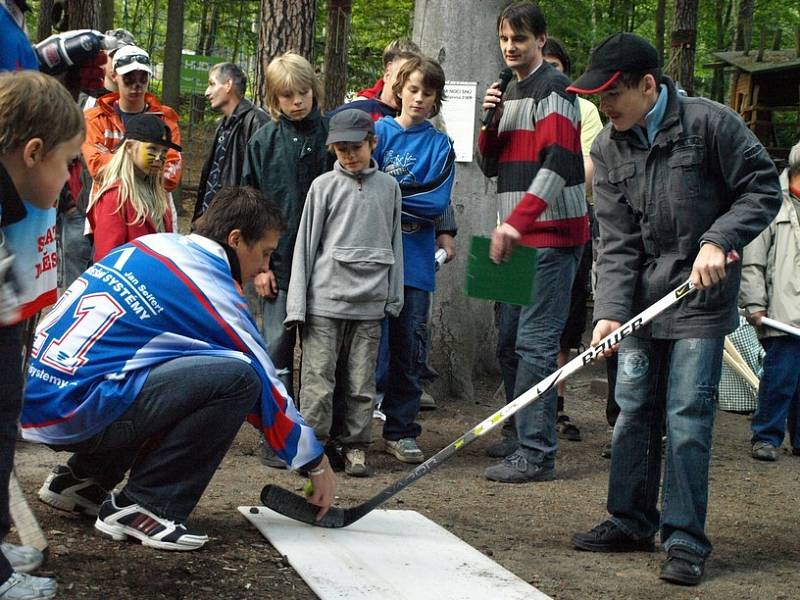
[253,271,278,298]
[489,223,520,263]
[436,233,456,263]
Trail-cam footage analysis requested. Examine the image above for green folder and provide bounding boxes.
[465,236,538,306]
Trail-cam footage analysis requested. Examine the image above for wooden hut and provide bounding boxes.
[711,46,800,161]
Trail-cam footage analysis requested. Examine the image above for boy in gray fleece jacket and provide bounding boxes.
[285,109,403,477]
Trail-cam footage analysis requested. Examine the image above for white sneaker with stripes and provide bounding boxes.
[94,492,208,551]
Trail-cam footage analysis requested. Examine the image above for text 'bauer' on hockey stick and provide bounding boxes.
[262,252,739,528]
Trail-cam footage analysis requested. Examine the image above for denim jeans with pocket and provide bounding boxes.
[512,246,581,467]
[63,355,260,522]
[608,336,723,557]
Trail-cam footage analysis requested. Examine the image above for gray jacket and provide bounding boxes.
[285,160,404,325]
[739,181,800,338]
[592,77,782,338]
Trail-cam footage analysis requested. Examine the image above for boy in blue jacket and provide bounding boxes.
[373,56,455,462]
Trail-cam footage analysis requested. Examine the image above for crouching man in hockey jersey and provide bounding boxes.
[21,186,336,551]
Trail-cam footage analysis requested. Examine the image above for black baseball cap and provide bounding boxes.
[124,114,182,152]
[326,109,374,145]
[567,33,659,94]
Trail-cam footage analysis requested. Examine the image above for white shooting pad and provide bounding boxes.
[239,506,550,600]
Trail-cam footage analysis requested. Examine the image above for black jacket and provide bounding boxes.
[592,77,781,338]
[194,98,269,221]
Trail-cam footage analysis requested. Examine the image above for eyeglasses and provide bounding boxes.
[114,54,151,69]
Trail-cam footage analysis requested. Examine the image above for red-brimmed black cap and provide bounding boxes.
[567,33,659,95]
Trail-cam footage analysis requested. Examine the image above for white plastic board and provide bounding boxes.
[239,506,550,600]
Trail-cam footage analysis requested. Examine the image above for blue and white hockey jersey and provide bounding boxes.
[22,233,323,470]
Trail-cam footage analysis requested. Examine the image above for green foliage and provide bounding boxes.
[315,0,414,95]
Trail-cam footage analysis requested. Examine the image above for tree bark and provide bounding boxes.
[100,0,114,32]
[322,0,352,112]
[37,0,54,41]
[412,0,509,402]
[255,0,316,107]
[67,0,100,30]
[654,0,666,64]
[666,0,699,96]
[735,0,755,52]
[161,0,184,112]
[711,0,734,102]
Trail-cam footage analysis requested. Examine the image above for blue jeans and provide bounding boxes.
[63,356,260,522]
[512,246,581,466]
[608,336,723,557]
[382,286,429,440]
[751,336,800,449]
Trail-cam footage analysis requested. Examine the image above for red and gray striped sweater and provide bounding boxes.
[477,62,589,248]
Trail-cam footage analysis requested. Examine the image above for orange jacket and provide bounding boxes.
[82,92,182,191]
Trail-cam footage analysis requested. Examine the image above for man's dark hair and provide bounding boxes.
[194,186,286,245]
[542,37,571,76]
[210,62,247,98]
[618,69,663,89]
[497,1,546,37]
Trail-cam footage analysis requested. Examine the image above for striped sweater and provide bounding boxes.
[477,62,589,248]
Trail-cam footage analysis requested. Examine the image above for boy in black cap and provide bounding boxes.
[567,32,781,585]
[284,109,403,477]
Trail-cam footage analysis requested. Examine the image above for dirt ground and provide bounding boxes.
[11,355,800,600]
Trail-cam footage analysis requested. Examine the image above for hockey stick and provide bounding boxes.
[760,316,800,339]
[262,260,733,528]
[9,313,48,551]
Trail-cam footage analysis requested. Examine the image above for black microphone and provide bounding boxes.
[481,68,514,129]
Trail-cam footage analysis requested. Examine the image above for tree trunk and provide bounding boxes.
[255,0,316,107]
[67,0,100,30]
[734,0,755,52]
[161,0,184,112]
[322,0,352,112]
[100,0,115,32]
[666,0,699,96]
[412,0,509,402]
[654,0,666,64]
[147,0,160,58]
[711,0,734,102]
[37,0,54,41]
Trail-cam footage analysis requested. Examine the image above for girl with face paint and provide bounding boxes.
[86,114,180,261]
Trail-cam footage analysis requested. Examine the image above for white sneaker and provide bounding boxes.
[0,572,56,599]
[384,438,425,463]
[0,544,42,574]
[95,492,208,551]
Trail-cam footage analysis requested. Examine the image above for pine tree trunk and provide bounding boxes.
[254,0,316,107]
[100,0,114,32]
[37,0,54,41]
[322,0,352,112]
[654,0,666,64]
[412,0,510,402]
[67,0,99,29]
[666,0,699,95]
[735,0,755,52]
[161,0,184,112]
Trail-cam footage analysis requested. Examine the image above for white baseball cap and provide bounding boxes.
[113,45,152,76]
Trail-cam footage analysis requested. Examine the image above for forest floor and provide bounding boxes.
[12,355,800,600]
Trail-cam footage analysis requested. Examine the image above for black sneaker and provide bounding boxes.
[572,520,655,552]
[258,438,288,469]
[659,547,705,586]
[38,465,108,517]
[485,437,518,458]
[95,492,208,551]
